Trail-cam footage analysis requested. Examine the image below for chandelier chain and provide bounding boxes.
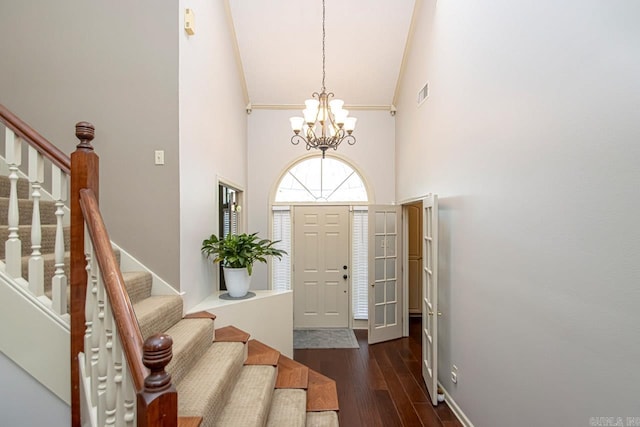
[322,0,326,92]
[289,0,356,158]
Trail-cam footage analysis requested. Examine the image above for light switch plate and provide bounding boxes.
[154,150,165,165]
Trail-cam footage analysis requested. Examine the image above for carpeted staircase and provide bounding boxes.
[0,174,339,426]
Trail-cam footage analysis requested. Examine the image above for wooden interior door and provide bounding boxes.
[407,203,423,314]
[293,206,349,328]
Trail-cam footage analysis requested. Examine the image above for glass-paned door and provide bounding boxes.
[368,205,402,344]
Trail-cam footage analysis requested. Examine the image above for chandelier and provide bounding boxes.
[289,0,357,158]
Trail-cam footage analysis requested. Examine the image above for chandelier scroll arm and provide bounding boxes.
[291,134,305,146]
[344,135,356,146]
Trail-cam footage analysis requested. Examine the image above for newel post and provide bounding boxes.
[137,334,178,427]
[70,122,99,427]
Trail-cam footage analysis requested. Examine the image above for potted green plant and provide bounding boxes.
[201,232,287,297]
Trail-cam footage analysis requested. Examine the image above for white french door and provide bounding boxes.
[368,205,403,344]
[422,194,439,405]
[293,206,350,328]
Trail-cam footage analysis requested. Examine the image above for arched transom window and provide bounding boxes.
[275,157,368,202]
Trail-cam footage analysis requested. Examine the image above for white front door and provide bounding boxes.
[368,205,403,344]
[422,194,439,405]
[293,206,350,328]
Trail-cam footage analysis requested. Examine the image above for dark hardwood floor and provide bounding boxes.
[294,317,462,427]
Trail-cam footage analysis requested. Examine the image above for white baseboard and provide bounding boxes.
[352,318,368,329]
[112,242,180,297]
[438,382,474,427]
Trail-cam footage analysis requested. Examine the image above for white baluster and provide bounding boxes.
[84,232,96,379]
[87,230,101,405]
[123,363,136,427]
[113,327,126,427]
[97,273,108,427]
[4,128,22,278]
[105,298,117,427]
[28,146,44,295]
[51,166,68,314]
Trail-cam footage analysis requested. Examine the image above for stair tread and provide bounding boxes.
[266,389,307,427]
[307,369,339,412]
[177,341,246,423]
[0,175,31,199]
[0,197,58,225]
[276,354,309,389]
[183,311,217,321]
[0,224,68,229]
[306,411,340,427]
[245,340,280,366]
[215,325,250,343]
[133,295,183,340]
[20,251,70,296]
[122,270,152,304]
[216,365,277,427]
[0,223,70,258]
[165,318,215,386]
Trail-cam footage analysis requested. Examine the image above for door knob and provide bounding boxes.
[343,274,348,280]
[343,265,348,270]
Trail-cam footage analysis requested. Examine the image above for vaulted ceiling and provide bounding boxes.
[227,0,417,109]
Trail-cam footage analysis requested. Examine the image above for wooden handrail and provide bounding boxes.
[0,103,71,173]
[79,188,147,391]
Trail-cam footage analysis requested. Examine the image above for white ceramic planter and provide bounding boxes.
[223,267,252,297]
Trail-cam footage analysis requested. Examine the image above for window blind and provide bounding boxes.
[352,209,368,320]
[272,208,291,291]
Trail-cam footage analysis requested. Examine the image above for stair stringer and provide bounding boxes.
[0,269,70,404]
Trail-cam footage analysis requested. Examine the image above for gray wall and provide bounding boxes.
[0,352,69,427]
[0,1,181,286]
[396,1,640,425]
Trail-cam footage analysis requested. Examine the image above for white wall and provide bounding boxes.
[247,109,395,288]
[396,1,640,426]
[179,0,248,309]
[0,352,69,427]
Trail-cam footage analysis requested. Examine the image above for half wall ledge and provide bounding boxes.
[187,290,293,357]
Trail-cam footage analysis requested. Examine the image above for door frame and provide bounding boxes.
[268,153,374,329]
[400,196,428,337]
[216,176,245,292]
[278,202,369,329]
[400,195,438,334]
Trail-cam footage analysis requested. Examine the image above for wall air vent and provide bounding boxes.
[417,81,429,107]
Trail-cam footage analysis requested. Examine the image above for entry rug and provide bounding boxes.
[293,328,359,349]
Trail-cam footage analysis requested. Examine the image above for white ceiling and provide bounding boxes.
[228,0,416,108]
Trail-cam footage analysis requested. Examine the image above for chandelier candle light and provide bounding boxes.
[290,0,357,158]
